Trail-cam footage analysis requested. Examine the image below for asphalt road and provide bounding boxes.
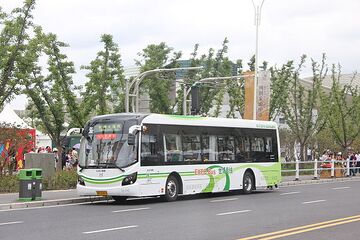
[1,180,360,240]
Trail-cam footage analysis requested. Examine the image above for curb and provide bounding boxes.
[0,196,110,210]
[279,176,360,186]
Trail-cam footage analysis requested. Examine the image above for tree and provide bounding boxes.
[320,66,360,153]
[20,28,79,170]
[81,34,125,117]
[0,0,36,108]
[135,42,181,113]
[272,54,327,161]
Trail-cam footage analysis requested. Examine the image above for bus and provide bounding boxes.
[77,113,281,202]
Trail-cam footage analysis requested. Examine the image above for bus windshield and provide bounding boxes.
[79,121,137,169]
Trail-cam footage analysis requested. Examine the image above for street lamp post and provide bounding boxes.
[252,0,265,120]
[125,66,203,113]
[183,74,254,115]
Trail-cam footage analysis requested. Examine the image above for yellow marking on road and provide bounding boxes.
[238,214,360,240]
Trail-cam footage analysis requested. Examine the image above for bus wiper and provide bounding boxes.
[105,162,125,172]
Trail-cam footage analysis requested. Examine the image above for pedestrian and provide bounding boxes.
[71,147,79,167]
[349,152,357,176]
[61,146,67,170]
[53,148,59,170]
[307,147,312,161]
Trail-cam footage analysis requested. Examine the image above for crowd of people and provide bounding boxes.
[29,146,79,171]
[320,149,360,176]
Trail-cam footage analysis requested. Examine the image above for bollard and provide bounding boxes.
[331,159,335,177]
[295,158,300,181]
[346,158,350,177]
[314,158,318,180]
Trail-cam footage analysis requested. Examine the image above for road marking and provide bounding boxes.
[210,198,238,203]
[112,207,150,213]
[217,210,251,216]
[238,214,360,240]
[302,199,326,204]
[0,221,23,226]
[332,187,350,190]
[83,225,138,234]
[280,191,300,196]
[0,200,109,212]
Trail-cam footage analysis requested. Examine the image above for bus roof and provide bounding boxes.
[142,114,277,129]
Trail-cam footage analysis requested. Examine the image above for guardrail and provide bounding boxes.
[281,158,359,180]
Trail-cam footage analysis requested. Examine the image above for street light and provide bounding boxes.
[125,66,203,113]
[183,74,254,115]
[252,0,265,120]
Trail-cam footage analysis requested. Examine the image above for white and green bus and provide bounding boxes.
[77,114,281,202]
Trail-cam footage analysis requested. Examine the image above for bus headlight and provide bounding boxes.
[78,175,85,186]
[122,172,137,186]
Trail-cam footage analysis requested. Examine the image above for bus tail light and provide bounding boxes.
[122,172,137,186]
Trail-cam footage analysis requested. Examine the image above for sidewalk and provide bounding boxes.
[0,175,359,210]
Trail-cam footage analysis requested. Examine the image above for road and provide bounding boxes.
[1,180,360,240]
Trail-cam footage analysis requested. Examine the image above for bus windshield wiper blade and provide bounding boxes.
[104,162,125,172]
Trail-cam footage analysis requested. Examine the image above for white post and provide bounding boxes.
[252,0,265,120]
[314,158,318,180]
[125,79,129,113]
[295,158,300,181]
[331,159,335,178]
[346,157,350,177]
[183,85,187,116]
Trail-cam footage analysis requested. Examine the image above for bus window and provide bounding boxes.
[164,134,182,163]
[182,135,201,162]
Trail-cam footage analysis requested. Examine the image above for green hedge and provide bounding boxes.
[0,170,78,193]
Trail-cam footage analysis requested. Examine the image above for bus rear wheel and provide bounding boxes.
[243,172,254,194]
[164,176,179,202]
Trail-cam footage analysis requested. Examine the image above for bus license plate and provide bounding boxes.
[96,191,108,196]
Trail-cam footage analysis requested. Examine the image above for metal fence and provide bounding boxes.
[281,158,359,180]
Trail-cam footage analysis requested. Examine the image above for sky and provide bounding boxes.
[1,0,360,110]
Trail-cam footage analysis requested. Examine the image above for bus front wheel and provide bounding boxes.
[164,176,179,202]
[243,172,254,194]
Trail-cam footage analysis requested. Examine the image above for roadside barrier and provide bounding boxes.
[281,158,359,180]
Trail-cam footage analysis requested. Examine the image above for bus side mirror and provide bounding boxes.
[128,134,135,145]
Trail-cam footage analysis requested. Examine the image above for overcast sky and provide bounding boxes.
[2,0,359,109]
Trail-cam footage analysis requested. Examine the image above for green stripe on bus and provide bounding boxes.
[80,174,124,182]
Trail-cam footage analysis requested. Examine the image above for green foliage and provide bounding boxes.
[0,0,36,108]
[81,34,125,117]
[44,170,77,190]
[271,54,327,160]
[320,66,360,152]
[0,175,19,193]
[0,170,78,193]
[135,42,181,113]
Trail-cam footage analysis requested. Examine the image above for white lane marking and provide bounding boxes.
[211,198,238,203]
[302,200,326,204]
[112,207,150,213]
[83,225,138,234]
[0,221,23,226]
[216,210,252,216]
[332,187,350,190]
[0,200,109,213]
[280,191,300,196]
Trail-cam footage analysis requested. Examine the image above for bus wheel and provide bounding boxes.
[112,196,127,203]
[165,176,179,202]
[243,172,254,194]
